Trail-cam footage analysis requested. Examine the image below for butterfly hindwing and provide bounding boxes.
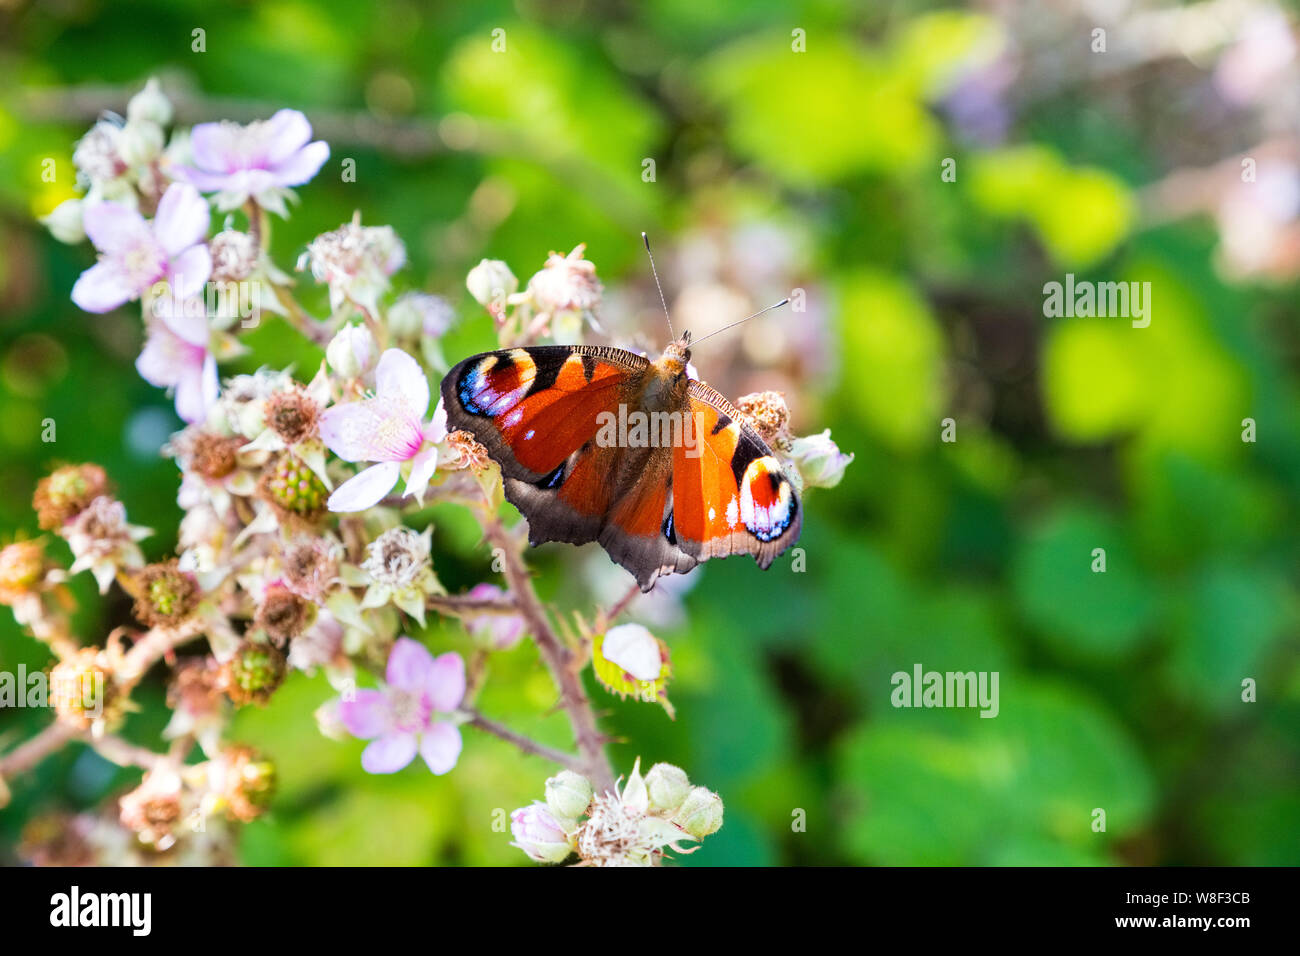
[668,381,801,569]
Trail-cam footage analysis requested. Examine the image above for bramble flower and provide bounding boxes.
[353,525,442,624]
[241,374,333,488]
[135,295,219,424]
[170,427,258,519]
[118,765,186,849]
[338,637,465,774]
[320,348,444,511]
[299,214,405,314]
[63,496,150,594]
[787,429,854,489]
[510,803,575,863]
[278,534,343,604]
[50,646,121,735]
[163,658,226,757]
[571,758,700,867]
[461,583,526,649]
[735,390,792,450]
[287,611,354,689]
[0,539,55,626]
[71,182,211,313]
[177,109,329,216]
[73,119,133,204]
[208,745,275,823]
[526,243,603,316]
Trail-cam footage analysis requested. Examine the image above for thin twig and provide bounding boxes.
[461,709,584,773]
[0,722,75,776]
[484,519,615,795]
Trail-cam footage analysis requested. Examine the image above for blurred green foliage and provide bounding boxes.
[1,0,1298,866]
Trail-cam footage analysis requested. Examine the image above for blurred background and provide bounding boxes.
[2,0,1299,865]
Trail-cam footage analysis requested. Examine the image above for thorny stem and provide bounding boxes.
[483,519,616,795]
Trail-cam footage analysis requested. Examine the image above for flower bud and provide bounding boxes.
[644,762,691,815]
[788,428,854,489]
[218,745,276,822]
[127,78,173,127]
[117,120,165,167]
[544,770,593,822]
[326,323,377,378]
[50,648,117,731]
[510,802,573,863]
[388,292,453,339]
[41,199,85,244]
[672,786,724,839]
[602,623,663,681]
[33,463,111,530]
[466,259,517,311]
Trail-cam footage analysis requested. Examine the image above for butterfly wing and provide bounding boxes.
[667,380,802,571]
[441,345,649,548]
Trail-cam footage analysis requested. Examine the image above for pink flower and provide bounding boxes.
[71,183,211,313]
[338,638,465,774]
[320,348,445,512]
[177,109,329,215]
[136,297,218,423]
[463,583,527,650]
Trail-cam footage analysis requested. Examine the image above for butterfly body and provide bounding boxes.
[442,335,801,590]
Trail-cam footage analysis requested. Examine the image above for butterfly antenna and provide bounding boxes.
[690,297,791,348]
[642,232,675,341]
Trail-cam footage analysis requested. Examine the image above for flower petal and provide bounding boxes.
[261,109,314,165]
[326,461,400,512]
[403,444,438,502]
[71,261,134,313]
[189,120,241,174]
[361,732,418,773]
[153,183,210,256]
[419,723,462,775]
[426,652,466,712]
[319,398,421,463]
[173,359,212,424]
[338,689,391,739]
[374,348,429,418]
[385,636,437,693]
[168,243,212,299]
[82,201,150,255]
[269,140,330,187]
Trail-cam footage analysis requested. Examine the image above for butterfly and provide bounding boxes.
[440,332,802,591]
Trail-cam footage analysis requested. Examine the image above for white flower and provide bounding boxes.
[63,497,150,594]
[300,215,405,314]
[351,525,442,625]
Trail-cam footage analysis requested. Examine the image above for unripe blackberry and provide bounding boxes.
[133,560,200,627]
[33,464,110,530]
[220,642,287,706]
[259,455,328,520]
